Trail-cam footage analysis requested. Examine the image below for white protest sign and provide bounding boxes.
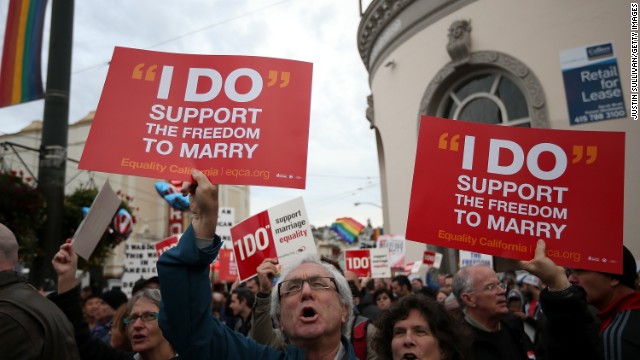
[72,181,121,260]
[121,242,158,297]
[218,207,234,249]
[230,197,316,282]
[377,234,405,270]
[459,250,494,268]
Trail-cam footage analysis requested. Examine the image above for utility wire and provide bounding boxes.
[72,0,293,75]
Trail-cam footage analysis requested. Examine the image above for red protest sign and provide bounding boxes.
[79,47,313,189]
[230,210,278,282]
[155,235,179,257]
[423,251,436,267]
[344,249,371,277]
[406,116,624,273]
[230,198,316,282]
[217,249,238,282]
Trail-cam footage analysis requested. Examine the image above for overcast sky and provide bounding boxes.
[0,0,383,228]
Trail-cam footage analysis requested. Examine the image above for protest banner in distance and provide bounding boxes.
[218,207,234,248]
[406,116,624,273]
[344,248,390,278]
[217,248,238,282]
[376,234,405,271]
[423,251,443,270]
[79,47,313,189]
[459,250,493,268]
[155,235,179,257]
[121,242,158,297]
[230,197,316,282]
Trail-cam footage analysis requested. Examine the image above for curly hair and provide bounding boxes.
[372,294,471,360]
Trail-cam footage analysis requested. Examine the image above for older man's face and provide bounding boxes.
[278,263,347,345]
[464,266,508,318]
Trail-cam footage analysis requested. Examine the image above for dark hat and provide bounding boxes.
[132,276,160,295]
[100,288,128,310]
[607,246,638,290]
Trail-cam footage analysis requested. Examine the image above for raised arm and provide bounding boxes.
[249,258,286,350]
[157,170,285,359]
[157,170,222,358]
[520,240,599,360]
[50,241,133,360]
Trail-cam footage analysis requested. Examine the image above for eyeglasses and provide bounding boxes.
[277,276,339,298]
[482,282,507,292]
[123,312,159,325]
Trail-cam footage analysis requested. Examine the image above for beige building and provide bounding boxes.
[0,111,249,277]
[359,0,639,271]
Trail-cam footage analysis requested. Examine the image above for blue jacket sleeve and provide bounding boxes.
[157,225,296,360]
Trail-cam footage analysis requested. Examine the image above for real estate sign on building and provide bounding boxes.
[560,42,627,125]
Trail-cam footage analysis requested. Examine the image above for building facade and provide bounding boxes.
[358,0,639,271]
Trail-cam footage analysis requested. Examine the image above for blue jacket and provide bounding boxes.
[157,225,357,360]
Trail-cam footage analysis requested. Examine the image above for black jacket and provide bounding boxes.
[0,271,80,360]
[465,313,535,360]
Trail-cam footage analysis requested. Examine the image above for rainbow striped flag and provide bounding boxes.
[0,0,48,108]
[330,217,365,244]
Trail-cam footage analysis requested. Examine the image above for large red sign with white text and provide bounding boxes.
[79,47,313,188]
[406,116,625,273]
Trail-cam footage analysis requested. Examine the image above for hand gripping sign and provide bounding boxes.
[344,248,391,278]
[230,197,316,282]
[79,47,313,189]
[406,116,625,273]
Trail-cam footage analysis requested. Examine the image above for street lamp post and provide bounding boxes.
[354,201,382,208]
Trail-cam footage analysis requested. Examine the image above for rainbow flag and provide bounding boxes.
[330,217,365,244]
[0,0,48,108]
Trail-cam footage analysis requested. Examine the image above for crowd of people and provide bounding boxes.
[0,169,639,359]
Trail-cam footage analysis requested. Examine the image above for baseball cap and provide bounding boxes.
[521,274,541,288]
[607,246,638,290]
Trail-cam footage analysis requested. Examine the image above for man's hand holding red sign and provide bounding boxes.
[406,116,625,273]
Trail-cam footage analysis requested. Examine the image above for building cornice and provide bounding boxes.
[357,0,415,71]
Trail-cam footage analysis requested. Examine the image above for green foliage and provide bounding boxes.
[0,169,137,270]
[0,170,44,263]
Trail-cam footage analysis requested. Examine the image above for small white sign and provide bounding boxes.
[72,181,121,260]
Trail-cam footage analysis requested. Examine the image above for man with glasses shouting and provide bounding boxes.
[157,170,357,360]
[452,264,535,360]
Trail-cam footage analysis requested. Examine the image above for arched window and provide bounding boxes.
[439,70,531,127]
[419,17,549,132]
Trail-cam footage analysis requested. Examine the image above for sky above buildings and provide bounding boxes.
[0,0,383,228]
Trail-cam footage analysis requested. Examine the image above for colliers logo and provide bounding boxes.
[586,43,613,60]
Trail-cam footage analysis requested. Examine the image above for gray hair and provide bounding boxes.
[270,254,354,338]
[128,288,161,314]
[0,223,18,269]
[452,265,481,309]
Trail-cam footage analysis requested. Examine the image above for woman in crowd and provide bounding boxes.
[50,241,175,360]
[373,287,395,311]
[372,294,470,360]
[109,304,132,351]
